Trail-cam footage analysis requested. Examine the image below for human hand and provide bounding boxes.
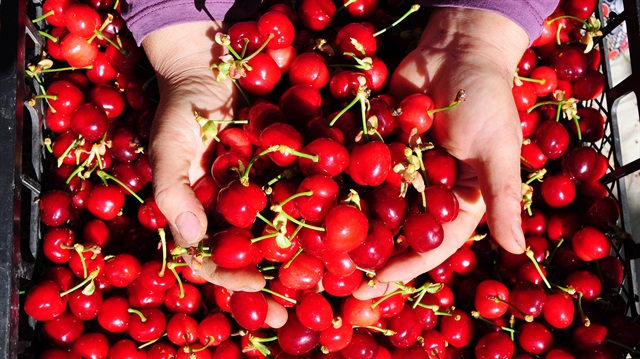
[355,7,530,299]
[142,22,267,293]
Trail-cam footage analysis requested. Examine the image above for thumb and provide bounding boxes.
[474,137,526,254]
[181,254,266,292]
[150,109,208,248]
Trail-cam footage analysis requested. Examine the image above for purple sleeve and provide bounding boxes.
[121,1,262,45]
[429,0,560,44]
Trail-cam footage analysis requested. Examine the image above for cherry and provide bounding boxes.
[110,126,142,163]
[422,185,459,223]
[573,69,605,100]
[43,226,75,264]
[574,107,605,142]
[298,138,349,178]
[561,147,608,182]
[46,80,85,115]
[509,281,546,319]
[335,22,377,57]
[542,291,575,329]
[565,270,602,301]
[422,148,458,189]
[550,46,589,81]
[105,35,143,74]
[521,140,548,169]
[42,310,84,347]
[340,328,379,359]
[60,33,99,67]
[349,219,394,270]
[89,83,125,118]
[198,312,231,346]
[474,279,509,319]
[402,212,444,253]
[572,226,611,262]
[564,0,597,20]
[165,282,202,315]
[324,204,369,252]
[348,141,392,186]
[518,321,553,355]
[260,123,305,167]
[395,93,435,134]
[535,120,570,159]
[439,308,474,348]
[85,183,125,220]
[329,70,363,101]
[540,173,576,208]
[138,261,177,292]
[230,291,268,331]
[475,331,515,359]
[167,313,199,346]
[109,339,148,359]
[65,3,101,38]
[517,48,538,76]
[278,312,321,355]
[217,180,268,229]
[228,21,264,54]
[69,103,108,141]
[387,305,422,349]
[519,109,541,139]
[573,323,608,351]
[210,228,259,269]
[70,332,110,359]
[298,0,336,31]
[39,0,74,26]
[128,307,167,343]
[258,10,295,50]
[267,45,297,73]
[83,219,110,247]
[343,296,381,327]
[296,292,334,331]
[512,81,537,111]
[292,175,338,223]
[98,296,130,333]
[587,196,621,229]
[279,252,324,290]
[322,269,363,297]
[238,53,282,96]
[279,85,323,123]
[68,287,102,320]
[24,280,67,321]
[320,316,354,353]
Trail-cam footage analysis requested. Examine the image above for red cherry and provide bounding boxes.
[217,180,267,229]
[572,226,611,262]
[512,81,537,111]
[86,183,125,220]
[395,93,435,134]
[342,296,381,327]
[167,313,199,346]
[198,312,231,346]
[348,141,392,186]
[41,0,74,26]
[475,331,515,359]
[42,310,84,347]
[238,53,282,96]
[402,212,444,253]
[65,3,101,38]
[68,288,102,320]
[98,296,130,333]
[335,22,377,57]
[69,103,108,141]
[109,339,148,359]
[540,174,576,208]
[128,308,167,342]
[230,291,268,331]
[542,291,575,329]
[70,332,110,359]
[278,312,321,355]
[322,269,362,297]
[440,308,474,348]
[46,80,85,115]
[60,33,99,67]
[298,0,336,31]
[324,204,369,252]
[320,316,353,353]
[279,252,324,290]
[517,48,538,76]
[298,138,350,178]
[296,292,333,331]
[258,10,295,50]
[210,228,258,269]
[422,148,458,189]
[288,52,330,89]
[387,305,422,349]
[474,279,509,319]
[550,46,589,81]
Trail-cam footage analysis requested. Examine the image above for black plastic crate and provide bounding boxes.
[2,0,640,357]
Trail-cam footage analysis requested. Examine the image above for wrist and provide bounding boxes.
[419,8,529,77]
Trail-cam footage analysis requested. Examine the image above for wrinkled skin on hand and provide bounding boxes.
[355,8,530,299]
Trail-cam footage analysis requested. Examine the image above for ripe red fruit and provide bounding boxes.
[217,180,267,229]
[572,226,611,261]
[258,10,295,50]
[540,174,576,208]
[324,204,369,252]
[229,291,268,331]
[296,292,333,331]
[348,141,392,186]
[402,212,444,253]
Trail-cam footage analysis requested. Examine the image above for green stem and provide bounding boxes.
[97,170,144,203]
[128,308,147,322]
[256,212,275,228]
[42,65,93,73]
[526,100,560,114]
[329,94,360,127]
[32,10,55,23]
[59,269,99,297]
[545,238,564,267]
[280,211,325,232]
[525,247,552,289]
[262,288,297,305]
[167,262,185,298]
[278,190,313,208]
[373,4,421,37]
[37,30,58,42]
[243,33,274,62]
[251,232,280,244]
[283,248,304,269]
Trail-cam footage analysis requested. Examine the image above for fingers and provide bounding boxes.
[354,186,484,300]
[150,105,209,248]
[265,297,288,329]
[474,130,526,255]
[181,254,266,292]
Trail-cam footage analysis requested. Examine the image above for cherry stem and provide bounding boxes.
[283,248,304,269]
[551,283,576,295]
[88,14,113,43]
[42,65,93,73]
[242,145,318,185]
[489,296,534,322]
[167,262,185,298]
[359,92,369,142]
[573,115,583,141]
[137,333,167,350]
[243,33,275,62]
[556,21,565,45]
[127,308,147,322]
[526,100,561,114]
[262,288,297,305]
[525,168,547,185]
[256,212,275,228]
[113,0,120,10]
[329,91,364,128]
[577,293,590,326]
[56,135,80,168]
[356,266,376,277]
[524,247,552,289]
[516,75,546,84]
[547,14,589,28]
[337,0,357,12]
[231,79,251,106]
[426,90,466,116]
[360,325,396,336]
[59,269,100,297]
[280,211,325,232]
[470,311,517,334]
[96,32,128,56]
[251,232,279,244]
[545,238,564,267]
[37,30,58,42]
[373,4,421,37]
[277,190,313,208]
[266,167,298,188]
[32,9,55,23]
[97,170,144,203]
[74,243,89,278]
[36,83,57,113]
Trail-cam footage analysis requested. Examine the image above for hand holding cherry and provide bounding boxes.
[142,21,266,293]
[355,7,531,299]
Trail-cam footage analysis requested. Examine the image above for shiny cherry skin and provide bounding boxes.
[402,212,444,253]
[324,204,369,252]
[230,291,268,331]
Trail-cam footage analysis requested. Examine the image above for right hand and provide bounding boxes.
[142,21,267,293]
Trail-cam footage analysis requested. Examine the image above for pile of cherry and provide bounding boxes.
[23,0,640,358]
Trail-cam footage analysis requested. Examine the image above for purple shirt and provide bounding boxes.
[122,1,559,46]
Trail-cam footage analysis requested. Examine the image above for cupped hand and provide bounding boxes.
[142,22,267,294]
[355,8,530,299]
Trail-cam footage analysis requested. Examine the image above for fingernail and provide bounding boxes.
[512,220,526,252]
[176,211,202,245]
